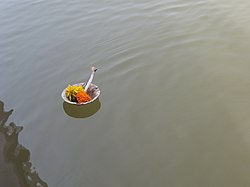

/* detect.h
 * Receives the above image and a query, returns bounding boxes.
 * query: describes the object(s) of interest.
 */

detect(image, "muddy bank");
[0,101,48,187]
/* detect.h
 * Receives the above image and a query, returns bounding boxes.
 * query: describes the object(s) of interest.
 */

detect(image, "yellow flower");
[65,84,84,101]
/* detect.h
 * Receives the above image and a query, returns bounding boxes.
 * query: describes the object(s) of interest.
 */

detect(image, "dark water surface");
[1,0,250,186]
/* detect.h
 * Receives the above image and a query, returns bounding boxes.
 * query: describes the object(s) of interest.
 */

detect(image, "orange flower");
[76,91,92,103]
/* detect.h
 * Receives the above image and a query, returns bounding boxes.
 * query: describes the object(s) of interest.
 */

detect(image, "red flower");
[76,91,92,103]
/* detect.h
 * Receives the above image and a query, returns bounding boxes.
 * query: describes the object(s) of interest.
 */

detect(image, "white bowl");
[61,83,100,105]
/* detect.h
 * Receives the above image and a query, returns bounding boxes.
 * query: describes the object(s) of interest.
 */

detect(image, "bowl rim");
[61,82,100,105]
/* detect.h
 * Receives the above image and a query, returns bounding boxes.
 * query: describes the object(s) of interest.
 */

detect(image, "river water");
[1,0,250,186]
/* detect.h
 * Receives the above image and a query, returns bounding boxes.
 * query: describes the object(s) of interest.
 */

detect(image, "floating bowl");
[61,83,100,105]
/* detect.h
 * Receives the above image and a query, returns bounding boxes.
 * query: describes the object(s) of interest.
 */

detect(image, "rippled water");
[1,0,250,186]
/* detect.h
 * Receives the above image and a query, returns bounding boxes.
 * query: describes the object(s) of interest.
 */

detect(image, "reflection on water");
[2,0,250,186]
[63,99,101,118]
[0,101,48,187]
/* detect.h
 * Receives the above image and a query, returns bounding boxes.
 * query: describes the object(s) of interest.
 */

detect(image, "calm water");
[1,0,250,186]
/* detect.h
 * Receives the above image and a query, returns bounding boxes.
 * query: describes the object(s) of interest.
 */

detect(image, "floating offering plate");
[61,83,100,105]
[61,67,100,105]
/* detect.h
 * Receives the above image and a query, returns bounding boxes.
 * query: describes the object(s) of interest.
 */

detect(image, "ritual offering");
[61,67,100,105]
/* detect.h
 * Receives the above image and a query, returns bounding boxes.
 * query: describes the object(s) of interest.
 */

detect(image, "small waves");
[1,1,250,187]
